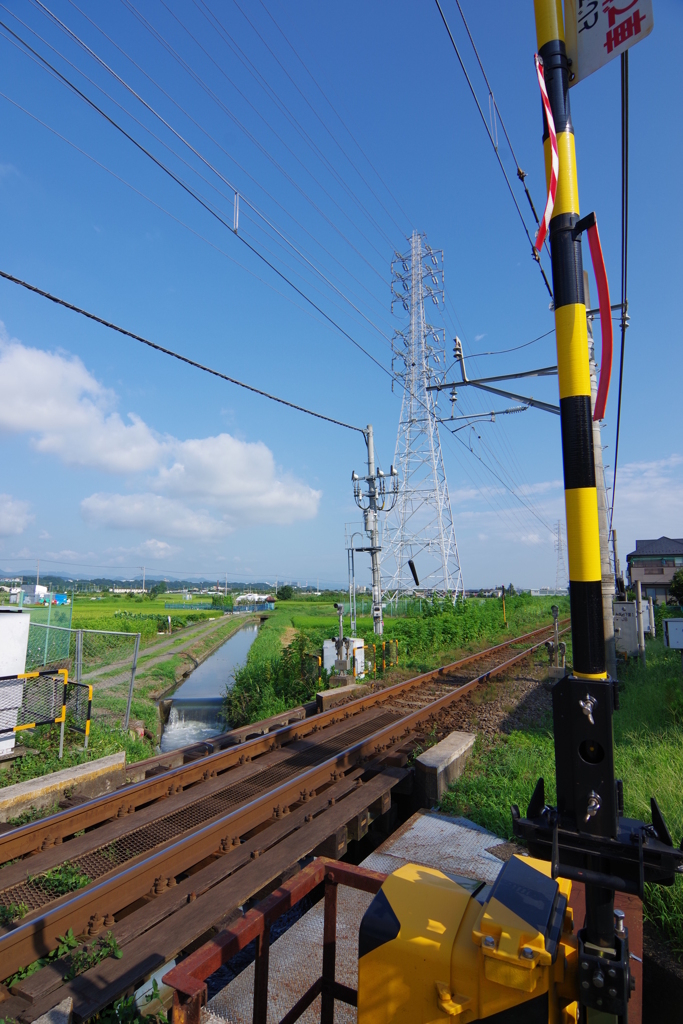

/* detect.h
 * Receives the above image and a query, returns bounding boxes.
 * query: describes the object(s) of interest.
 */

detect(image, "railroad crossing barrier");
[0,668,67,739]
[0,669,93,758]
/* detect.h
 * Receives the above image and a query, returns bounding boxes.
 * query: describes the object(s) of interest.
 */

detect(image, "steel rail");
[0,619,564,864]
[0,628,558,977]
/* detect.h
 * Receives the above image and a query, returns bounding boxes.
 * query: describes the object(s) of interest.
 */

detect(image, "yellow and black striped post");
[534,0,606,681]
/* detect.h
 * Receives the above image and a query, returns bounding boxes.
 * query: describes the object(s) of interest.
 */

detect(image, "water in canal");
[160,623,258,752]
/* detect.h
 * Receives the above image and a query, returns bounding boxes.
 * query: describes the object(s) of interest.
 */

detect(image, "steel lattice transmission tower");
[381,231,464,601]
[554,519,568,594]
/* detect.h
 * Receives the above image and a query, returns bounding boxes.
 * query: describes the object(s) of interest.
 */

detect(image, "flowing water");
[160,623,258,752]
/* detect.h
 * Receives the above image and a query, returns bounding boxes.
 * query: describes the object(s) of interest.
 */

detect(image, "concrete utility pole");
[636,580,646,663]
[586,274,617,680]
[352,424,398,636]
[141,566,146,594]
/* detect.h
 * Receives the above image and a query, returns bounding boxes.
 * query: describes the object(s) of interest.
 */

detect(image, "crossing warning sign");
[565,0,654,86]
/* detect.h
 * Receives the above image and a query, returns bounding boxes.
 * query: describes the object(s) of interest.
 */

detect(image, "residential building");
[626,537,683,603]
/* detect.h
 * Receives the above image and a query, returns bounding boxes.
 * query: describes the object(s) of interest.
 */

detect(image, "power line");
[59,0,393,322]
[258,0,412,234]
[210,0,400,250]
[452,0,545,234]
[115,0,390,284]
[467,328,555,357]
[0,269,366,435]
[0,555,346,584]
[0,89,378,346]
[192,0,398,254]
[432,0,553,299]
[0,17,393,380]
[610,51,629,533]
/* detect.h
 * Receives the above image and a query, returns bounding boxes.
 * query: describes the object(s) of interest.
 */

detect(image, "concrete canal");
[160,623,258,752]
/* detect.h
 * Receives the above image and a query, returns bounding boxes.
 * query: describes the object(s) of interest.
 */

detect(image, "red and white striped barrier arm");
[534,54,558,253]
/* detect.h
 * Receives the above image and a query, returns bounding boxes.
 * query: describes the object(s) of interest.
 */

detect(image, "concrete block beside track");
[415,730,476,806]
[0,751,126,822]
[316,683,369,712]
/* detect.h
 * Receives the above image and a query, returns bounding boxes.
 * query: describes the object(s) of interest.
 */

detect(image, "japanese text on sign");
[565,0,653,86]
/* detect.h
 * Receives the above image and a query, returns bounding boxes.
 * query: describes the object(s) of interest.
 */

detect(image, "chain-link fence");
[25,623,140,731]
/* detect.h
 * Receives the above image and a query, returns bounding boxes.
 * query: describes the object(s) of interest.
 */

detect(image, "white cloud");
[136,539,177,559]
[475,333,486,342]
[0,331,321,539]
[155,435,320,524]
[0,332,162,472]
[612,455,683,551]
[81,494,232,539]
[0,494,32,536]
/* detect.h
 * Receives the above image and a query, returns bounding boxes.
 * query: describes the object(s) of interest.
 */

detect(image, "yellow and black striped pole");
[534,0,606,682]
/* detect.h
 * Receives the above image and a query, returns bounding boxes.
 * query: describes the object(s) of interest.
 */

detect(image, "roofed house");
[626,537,683,603]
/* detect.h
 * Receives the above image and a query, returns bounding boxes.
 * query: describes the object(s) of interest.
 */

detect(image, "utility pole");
[586,273,617,679]
[141,566,146,594]
[636,580,646,663]
[612,528,625,597]
[352,424,398,636]
[36,560,40,587]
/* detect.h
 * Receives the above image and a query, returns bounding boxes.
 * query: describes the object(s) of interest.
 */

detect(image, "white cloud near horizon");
[0,494,33,536]
[612,455,683,551]
[0,331,321,540]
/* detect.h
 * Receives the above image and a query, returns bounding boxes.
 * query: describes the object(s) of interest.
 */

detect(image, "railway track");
[0,620,566,1023]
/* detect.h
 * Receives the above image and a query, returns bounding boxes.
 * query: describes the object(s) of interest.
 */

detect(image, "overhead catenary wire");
[0,269,366,436]
[0,17,394,381]
[432,0,553,299]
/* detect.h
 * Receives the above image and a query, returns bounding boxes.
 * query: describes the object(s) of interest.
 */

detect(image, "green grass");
[70,593,220,642]
[0,720,152,791]
[440,633,683,955]
[32,861,91,897]
[221,594,567,728]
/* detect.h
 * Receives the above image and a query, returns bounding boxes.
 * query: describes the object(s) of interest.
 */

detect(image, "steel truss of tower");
[381,230,464,601]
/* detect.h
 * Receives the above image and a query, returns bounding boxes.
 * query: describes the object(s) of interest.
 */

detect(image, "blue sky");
[0,0,680,589]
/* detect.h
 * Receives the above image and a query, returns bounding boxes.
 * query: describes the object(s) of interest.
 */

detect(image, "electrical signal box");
[664,618,683,650]
[613,601,650,656]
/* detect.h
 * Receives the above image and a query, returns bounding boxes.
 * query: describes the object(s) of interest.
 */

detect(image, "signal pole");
[534,0,605,680]
[532,0,615,1009]
[352,425,398,636]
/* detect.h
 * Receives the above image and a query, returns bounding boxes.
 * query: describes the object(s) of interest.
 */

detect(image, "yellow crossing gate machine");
[358,855,579,1024]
